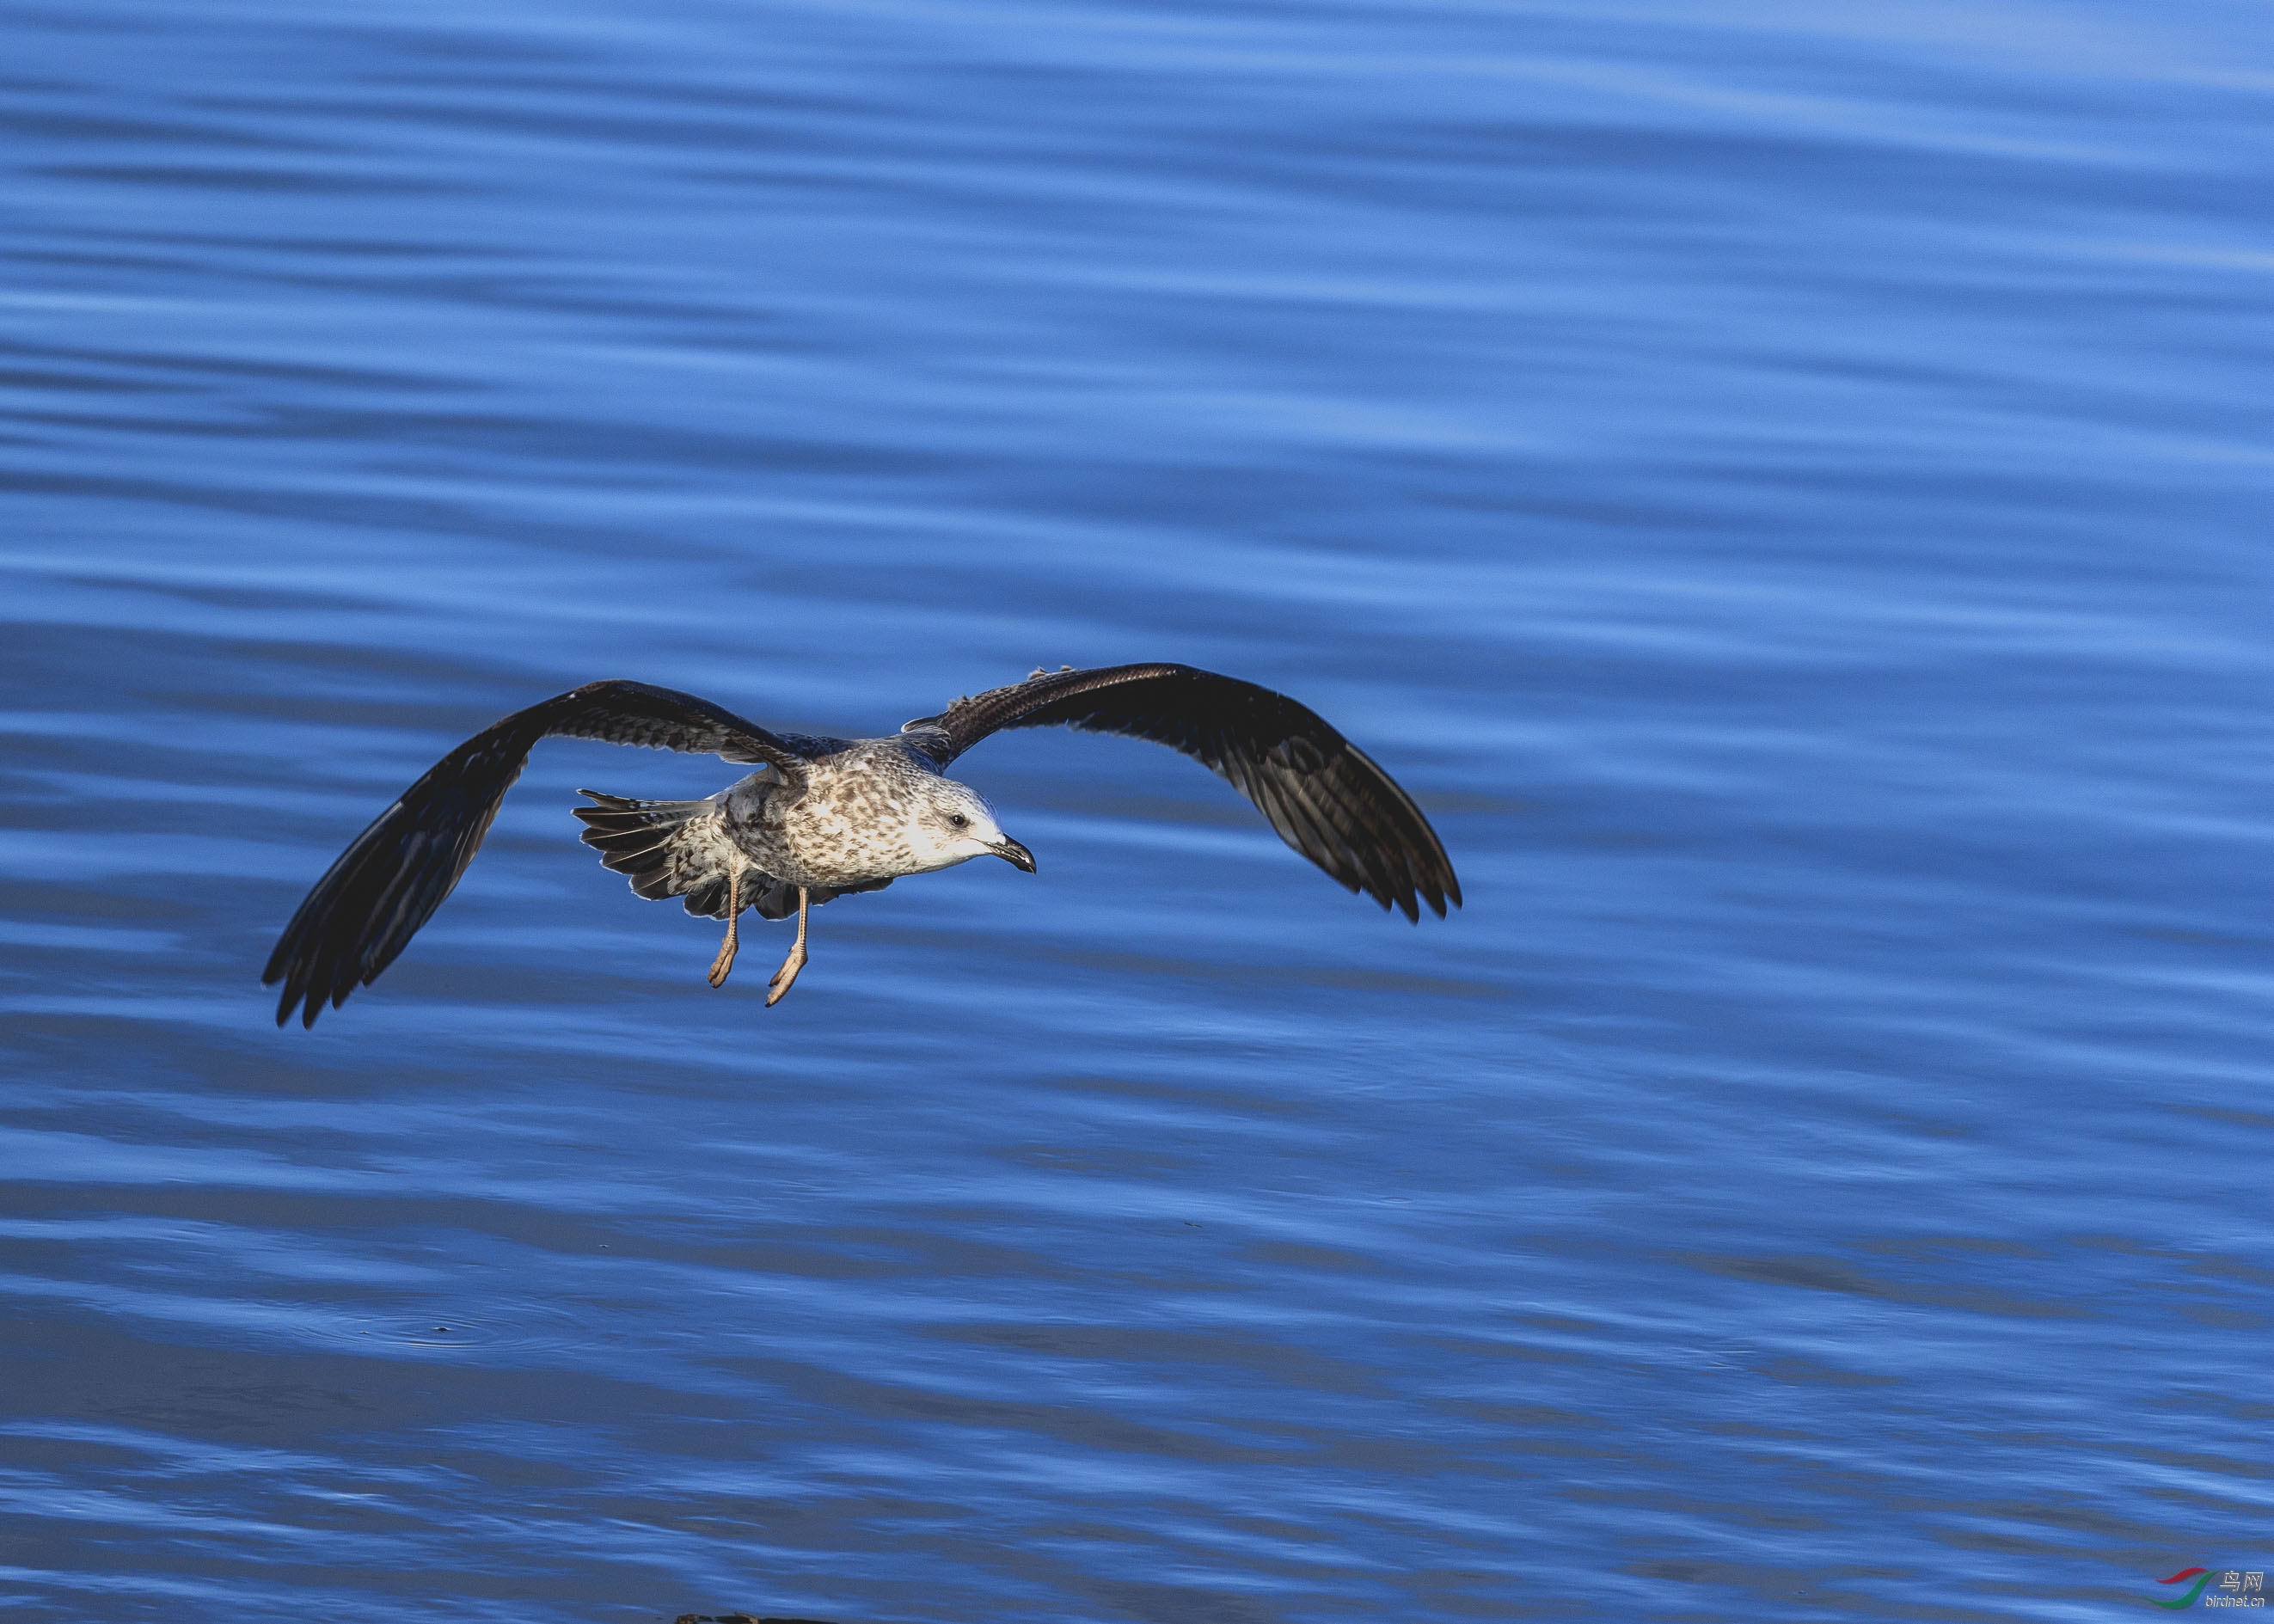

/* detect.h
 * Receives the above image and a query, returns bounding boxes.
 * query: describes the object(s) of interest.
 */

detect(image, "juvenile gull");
[264,662,1461,1026]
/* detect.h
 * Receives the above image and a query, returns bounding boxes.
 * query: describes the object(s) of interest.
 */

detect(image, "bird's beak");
[992,837,1037,873]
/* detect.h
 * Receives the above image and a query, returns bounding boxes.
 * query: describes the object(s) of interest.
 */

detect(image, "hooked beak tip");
[993,837,1037,873]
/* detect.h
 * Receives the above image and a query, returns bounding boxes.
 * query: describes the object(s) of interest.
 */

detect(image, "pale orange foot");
[763,886,812,1008]
[708,926,739,989]
[707,869,743,989]
[763,941,807,1007]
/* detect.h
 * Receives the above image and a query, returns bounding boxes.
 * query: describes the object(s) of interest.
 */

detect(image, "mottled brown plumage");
[264,664,1460,1026]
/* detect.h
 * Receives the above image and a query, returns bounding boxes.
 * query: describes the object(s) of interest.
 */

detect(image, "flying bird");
[264,663,1461,1026]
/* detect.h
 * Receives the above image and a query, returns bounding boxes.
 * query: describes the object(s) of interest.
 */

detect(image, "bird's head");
[908,776,1035,874]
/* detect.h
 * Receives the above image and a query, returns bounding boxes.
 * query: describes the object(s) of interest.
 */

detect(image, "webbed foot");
[763,885,812,1007]
[708,930,739,988]
[707,869,742,988]
[764,941,807,1006]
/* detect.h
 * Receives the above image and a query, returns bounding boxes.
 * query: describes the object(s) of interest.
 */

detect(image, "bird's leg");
[707,868,743,988]
[765,886,811,1007]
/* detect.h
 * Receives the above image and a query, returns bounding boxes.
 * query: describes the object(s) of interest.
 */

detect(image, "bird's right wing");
[901,663,1460,922]
[264,680,807,1028]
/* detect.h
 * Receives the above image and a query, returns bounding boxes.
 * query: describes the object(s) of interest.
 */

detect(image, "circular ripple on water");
[326,1300,601,1356]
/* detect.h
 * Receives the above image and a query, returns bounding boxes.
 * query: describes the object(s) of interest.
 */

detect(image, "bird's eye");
[949,813,969,829]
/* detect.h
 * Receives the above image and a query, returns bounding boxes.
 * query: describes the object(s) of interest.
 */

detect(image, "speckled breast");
[725,744,931,887]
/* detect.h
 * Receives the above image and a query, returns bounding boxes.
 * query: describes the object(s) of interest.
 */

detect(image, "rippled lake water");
[4,1,2271,1618]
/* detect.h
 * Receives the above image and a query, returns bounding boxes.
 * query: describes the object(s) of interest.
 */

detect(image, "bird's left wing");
[264,680,807,1028]
[902,663,1460,922]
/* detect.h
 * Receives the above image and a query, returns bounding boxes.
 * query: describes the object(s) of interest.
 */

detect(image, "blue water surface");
[3,0,2271,1619]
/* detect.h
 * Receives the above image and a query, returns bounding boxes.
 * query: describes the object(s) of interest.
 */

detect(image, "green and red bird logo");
[2155,1570,2216,1609]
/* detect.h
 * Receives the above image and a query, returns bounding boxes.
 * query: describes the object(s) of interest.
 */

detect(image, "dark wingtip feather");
[263,683,811,1030]
[937,663,1462,928]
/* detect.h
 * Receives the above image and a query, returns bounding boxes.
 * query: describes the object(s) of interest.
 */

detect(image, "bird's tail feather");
[573,791,752,913]
[573,791,891,920]
[572,791,714,850]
